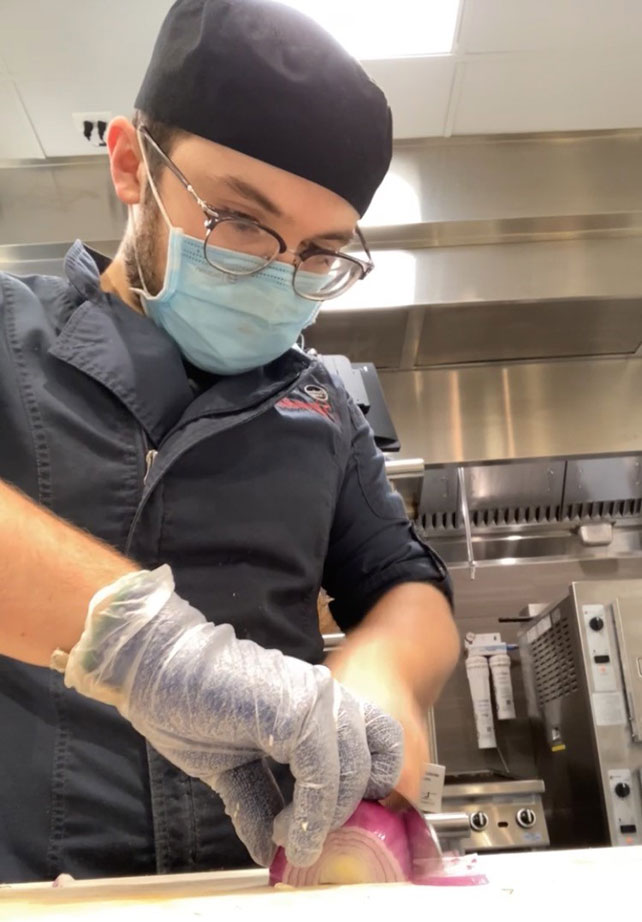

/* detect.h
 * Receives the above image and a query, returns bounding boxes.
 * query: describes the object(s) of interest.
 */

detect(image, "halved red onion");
[270,800,488,889]
[270,801,411,887]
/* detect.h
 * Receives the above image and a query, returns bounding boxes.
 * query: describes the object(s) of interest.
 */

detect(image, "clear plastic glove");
[54,566,403,868]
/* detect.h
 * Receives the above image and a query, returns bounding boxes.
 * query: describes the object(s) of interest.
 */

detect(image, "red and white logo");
[277,384,333,420]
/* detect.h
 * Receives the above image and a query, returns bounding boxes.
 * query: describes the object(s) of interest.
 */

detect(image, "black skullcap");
[135,0,392,216]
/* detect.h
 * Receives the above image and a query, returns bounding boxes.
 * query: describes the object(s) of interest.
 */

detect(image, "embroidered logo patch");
[303,384,329,403]
[278,384,334,420]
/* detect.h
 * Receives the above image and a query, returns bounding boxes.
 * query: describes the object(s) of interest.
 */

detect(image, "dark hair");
[132,109,188,181]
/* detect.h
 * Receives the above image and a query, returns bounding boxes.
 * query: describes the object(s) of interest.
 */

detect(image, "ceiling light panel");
[280,0,461,59]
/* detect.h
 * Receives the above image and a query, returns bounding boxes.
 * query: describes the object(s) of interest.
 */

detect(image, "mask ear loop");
[130,128,173,305]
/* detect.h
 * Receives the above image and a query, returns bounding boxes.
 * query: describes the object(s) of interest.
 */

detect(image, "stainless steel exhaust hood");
[305,130,642,371]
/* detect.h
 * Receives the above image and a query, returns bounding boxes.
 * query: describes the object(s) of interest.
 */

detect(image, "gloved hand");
[53,565,403,868]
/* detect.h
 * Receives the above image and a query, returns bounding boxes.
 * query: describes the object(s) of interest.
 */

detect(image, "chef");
[0,0,458,883]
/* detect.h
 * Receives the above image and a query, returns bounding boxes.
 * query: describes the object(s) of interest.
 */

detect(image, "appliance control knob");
[470,811,489,832]
[615,782,631,798]
[516,808,537,829]
[589,616,604,631]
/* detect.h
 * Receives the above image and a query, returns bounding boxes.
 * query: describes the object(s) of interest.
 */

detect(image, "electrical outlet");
[72,111,112,148]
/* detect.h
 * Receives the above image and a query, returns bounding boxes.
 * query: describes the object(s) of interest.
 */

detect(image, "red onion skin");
[269,846,289,887]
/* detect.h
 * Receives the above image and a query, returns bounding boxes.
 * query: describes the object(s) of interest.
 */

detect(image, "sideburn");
[123,182,167,299]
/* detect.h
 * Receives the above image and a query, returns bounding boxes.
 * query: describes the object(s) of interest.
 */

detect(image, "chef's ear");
[106,117,145,206]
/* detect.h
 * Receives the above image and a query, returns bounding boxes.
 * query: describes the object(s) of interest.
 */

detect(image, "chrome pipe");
[457,466,476,580]
[384,458,425,478]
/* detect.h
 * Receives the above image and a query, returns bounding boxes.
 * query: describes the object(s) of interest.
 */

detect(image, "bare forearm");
[328,583,460,708]
[0,479,135,666]
[326,583,459,799]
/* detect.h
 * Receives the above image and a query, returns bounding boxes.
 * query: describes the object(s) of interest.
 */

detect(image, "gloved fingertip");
[275,802,327,869]
[272,803,293,848]
[364,774,397,801]
[216,760,284,869]
[249,837,278,869]
[284,842,323,869]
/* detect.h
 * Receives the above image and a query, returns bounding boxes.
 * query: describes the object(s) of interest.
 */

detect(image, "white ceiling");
[1,0,642,161]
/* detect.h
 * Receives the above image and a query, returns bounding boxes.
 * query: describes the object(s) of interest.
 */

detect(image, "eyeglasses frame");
[138,126,375,299]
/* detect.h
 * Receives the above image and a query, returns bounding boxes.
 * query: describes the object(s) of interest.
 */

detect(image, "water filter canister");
[489,652,516,720]
[465,654,497,749]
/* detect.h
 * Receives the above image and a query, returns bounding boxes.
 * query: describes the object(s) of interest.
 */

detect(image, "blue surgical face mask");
[131,164,326,375]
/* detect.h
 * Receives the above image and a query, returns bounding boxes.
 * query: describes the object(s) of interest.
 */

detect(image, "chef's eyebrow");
[220,176,284,218]
[315,229,355,246]
[219,176,356,246]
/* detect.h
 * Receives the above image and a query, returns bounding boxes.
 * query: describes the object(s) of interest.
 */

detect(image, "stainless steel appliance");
[442,771,548,852]
[519,581,642,848]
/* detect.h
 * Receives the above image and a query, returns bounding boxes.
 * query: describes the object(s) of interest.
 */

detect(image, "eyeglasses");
[139,127,374,301]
